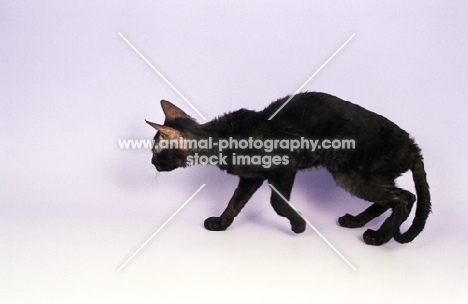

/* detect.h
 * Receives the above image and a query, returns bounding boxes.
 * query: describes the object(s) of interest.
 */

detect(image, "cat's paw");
[291,218,306,234]
[204,217,233,231]
[363,229,391,246]
[338,213,365,228]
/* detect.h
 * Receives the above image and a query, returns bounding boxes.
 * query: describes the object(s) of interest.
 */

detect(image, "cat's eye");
[152,141,161,154]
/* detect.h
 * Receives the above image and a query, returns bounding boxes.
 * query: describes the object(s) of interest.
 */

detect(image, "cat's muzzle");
[152,158,174,172]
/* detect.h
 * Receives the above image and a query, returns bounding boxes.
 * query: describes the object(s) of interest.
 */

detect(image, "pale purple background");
[2,1,468,302]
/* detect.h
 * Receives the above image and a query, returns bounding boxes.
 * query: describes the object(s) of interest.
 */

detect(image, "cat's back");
[263,92,367,121]
[262,92,404,138]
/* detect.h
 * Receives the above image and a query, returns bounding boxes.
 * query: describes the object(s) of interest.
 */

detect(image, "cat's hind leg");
[333,172,416,245]
[338,203,389,228]
[361,189,415,246]
[204,177,263,231]
[267,171,306,234]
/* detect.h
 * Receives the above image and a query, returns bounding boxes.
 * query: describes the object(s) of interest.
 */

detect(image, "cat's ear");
[145,120,182,140]
[161,100,190,122]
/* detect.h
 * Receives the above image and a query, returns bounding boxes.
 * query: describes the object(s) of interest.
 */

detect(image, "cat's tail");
[394,156,431,243]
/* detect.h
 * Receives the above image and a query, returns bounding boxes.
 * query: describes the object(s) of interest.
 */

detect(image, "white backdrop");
[2,1,468,302]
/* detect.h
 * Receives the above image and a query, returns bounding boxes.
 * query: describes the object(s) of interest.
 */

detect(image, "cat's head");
[145,100,197,172]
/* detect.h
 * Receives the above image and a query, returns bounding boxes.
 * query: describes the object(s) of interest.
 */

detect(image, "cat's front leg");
[204,177,264,231]
[268,171,306,234]
[204,217,233,231]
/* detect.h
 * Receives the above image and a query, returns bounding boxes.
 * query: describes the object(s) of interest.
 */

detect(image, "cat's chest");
[223,164,265,178]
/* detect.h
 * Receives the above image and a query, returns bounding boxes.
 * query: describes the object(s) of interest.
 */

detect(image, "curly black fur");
[147,92,431,245]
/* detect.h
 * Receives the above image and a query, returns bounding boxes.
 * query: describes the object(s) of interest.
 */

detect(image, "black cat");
[145,92,431,245]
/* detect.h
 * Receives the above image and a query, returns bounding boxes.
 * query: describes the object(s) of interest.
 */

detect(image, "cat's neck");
[190,121,227,157]
[190,113,253,156]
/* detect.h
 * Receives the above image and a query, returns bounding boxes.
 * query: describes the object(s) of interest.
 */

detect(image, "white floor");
[2,165,467,303]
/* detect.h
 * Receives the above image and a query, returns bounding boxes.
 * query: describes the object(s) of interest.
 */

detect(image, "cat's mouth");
[155,165,171,172]
[152,156,187,172]
[154,164,178,172]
